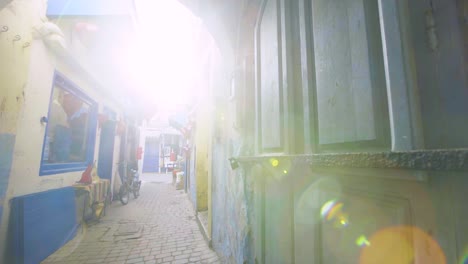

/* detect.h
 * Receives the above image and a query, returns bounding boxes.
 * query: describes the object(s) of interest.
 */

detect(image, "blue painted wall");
[211,141,253,263]
[8,187,78,264]
[0,133,15,226]
[98,121,116,181]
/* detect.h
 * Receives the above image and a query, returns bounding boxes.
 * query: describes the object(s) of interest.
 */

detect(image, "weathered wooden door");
[407,0,468,149]
[98,121,116,181]
[253,0,467,263]
[142,137,159,173]
[254,0,295,262]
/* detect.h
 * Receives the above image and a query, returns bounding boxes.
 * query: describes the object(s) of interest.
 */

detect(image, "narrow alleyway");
[42,174,221,264]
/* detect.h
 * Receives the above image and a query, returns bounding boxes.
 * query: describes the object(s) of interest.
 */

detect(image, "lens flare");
[295,178,342,226]
[460,245,468,264]
[320,200,337,219]
[327,202,344,221]
[320,200,350,229]
[360,226,446,264]
[340,217,349,226]
[264,158,291,181]
[356,235,371,247]
[321,200,344,221]
[270,158,279,167]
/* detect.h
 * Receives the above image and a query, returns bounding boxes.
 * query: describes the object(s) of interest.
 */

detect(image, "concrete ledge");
[196,211,212,248]
[236,149,468,171]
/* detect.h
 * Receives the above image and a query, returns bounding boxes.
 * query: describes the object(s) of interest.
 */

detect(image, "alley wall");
[0,0,125,261]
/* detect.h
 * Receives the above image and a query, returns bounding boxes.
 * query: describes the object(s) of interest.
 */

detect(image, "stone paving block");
[158,252,172,259]
[84,258,106,264]
[190,252,202,257]
[172,259,189,264]
[104,256,119,263]
[163,256,174,262]
[189,256,200,262]
[128,253,141,260]
[127,257,145,264]
[174,254,190,260]
[41,174,221,264]
[161,248,176,254]
[110,261,126,264]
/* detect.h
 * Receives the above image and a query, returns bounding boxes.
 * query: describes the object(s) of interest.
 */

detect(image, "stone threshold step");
[196,210,211,248]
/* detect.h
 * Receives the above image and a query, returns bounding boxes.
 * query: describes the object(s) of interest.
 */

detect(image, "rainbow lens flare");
[460,245,468,264]
[356,235,371,247]
[320,200,349,228]
[320,200,337,219]
[320,200,344,221]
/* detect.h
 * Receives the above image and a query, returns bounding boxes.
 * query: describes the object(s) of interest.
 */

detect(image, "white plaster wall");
[6,43,123,197]
[0,1,48,260]
[0,13,125,262]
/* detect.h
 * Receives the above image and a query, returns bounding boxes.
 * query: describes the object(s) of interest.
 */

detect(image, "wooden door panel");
[320,190,412,264]
[305,0,388,149]
[408,0,468,148]
[293,169,438,264]
[259,0,282,150]
[312,0,375,144]
[264,176,293,263]
[256,0,291,153]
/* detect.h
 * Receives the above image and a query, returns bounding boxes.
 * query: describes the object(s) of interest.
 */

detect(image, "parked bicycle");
[118,162,141,205]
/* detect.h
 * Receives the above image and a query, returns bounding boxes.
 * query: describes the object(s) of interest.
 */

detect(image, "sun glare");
[121,0,210,110]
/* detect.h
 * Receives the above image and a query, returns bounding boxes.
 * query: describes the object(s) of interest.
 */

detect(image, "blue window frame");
[39,71,98,176]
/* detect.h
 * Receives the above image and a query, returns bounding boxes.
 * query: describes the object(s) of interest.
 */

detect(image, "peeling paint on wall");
[0,97,6,113]
[211,143,254,264]
[0,133,16,225]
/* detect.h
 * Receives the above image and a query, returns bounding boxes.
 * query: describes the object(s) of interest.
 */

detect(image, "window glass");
[43,85,91,163]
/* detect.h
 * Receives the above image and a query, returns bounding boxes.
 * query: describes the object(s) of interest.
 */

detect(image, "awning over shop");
[46,0,135,16]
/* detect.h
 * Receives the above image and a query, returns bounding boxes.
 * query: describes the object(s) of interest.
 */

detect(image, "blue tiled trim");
[39,71,98,176]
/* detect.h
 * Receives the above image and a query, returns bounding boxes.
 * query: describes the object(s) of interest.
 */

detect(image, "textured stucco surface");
[0,134,15,224]
[211,139,254,264]
[0,2,126,262]
[237,149,468,171]
[42,173,221,264]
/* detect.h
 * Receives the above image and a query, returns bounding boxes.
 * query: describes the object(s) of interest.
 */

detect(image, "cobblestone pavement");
[42,173,221,264]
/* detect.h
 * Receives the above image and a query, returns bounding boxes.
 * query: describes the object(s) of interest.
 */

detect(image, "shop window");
[40,72,97,175]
